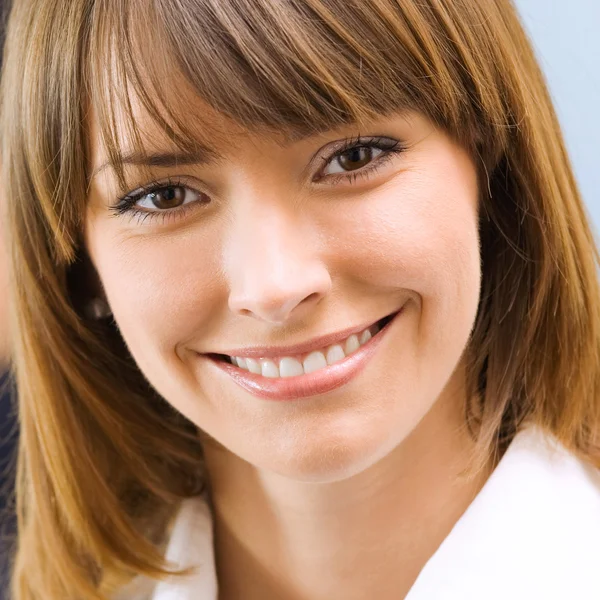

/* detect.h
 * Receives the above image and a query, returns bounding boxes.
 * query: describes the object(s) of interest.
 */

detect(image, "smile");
[206,309,402,400]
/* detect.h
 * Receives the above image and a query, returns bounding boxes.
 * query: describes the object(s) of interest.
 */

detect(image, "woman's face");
[86,106,481,482]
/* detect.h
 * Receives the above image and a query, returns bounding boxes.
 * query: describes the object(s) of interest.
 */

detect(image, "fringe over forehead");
[87,0,509,188]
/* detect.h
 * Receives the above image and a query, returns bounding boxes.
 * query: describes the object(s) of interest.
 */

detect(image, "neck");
[203,388,493,600]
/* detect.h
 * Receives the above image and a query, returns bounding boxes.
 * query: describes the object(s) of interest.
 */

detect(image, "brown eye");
[322,144,385,177]
[337,147,374,171]
[135,185,202,211]
[149,186,186,209]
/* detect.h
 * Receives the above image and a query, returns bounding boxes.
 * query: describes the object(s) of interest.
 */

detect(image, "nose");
[226,200,332,325]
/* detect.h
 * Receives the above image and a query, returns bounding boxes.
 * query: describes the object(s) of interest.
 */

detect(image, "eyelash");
[111,136,406,225]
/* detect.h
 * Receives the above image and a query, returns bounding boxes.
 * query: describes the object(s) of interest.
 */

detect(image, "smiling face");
[85,105,482,482]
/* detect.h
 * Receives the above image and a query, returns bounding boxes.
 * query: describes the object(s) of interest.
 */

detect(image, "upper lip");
[209,310,400,359]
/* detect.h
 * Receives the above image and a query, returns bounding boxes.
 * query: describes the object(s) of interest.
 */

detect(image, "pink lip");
[205,308,402,401]
[213,312,398,360]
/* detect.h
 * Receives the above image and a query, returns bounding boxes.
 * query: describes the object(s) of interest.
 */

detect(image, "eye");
[135,185,202,211]
[323,146,385,176]
[111,179,210,222]
[315,136,406,184]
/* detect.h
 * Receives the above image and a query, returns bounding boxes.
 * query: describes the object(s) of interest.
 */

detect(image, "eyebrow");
[90,119,384,180]
[91,146,222,179]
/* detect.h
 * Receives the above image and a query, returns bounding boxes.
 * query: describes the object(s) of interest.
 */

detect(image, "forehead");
[86,67,389,187]
[87,87,234,171]
[86,91,331,186]
[84,0,420,184]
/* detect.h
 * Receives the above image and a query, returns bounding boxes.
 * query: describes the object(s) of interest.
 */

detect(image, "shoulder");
[408,426,600,599]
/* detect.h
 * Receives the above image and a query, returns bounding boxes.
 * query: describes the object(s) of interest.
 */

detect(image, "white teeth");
[344,334,360,355]
[303,351,328,374]
[230,322,381,377]
[326,344,346,365]
[261,360,280,378]
[279,357,305,378]
[245,358,262,374]
[359,329,372,344]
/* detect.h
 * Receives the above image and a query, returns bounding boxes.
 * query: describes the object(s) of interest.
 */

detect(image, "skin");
[86,104,491,599]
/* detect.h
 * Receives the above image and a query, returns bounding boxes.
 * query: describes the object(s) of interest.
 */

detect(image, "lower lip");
[205,309,402,401]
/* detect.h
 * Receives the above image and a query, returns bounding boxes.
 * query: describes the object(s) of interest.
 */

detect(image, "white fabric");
[150,498,218,600]
[147,426,600,599]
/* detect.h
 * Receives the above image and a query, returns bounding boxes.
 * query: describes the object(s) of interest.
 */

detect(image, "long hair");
[1,0,599,597]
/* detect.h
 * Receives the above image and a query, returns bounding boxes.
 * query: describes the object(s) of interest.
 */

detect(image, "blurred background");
[515,0,600,231]
[0,0,598,598]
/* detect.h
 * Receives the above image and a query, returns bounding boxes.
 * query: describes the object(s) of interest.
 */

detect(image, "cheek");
[325,151,481,360]
[334,158,480,300]
[85,223,226,378]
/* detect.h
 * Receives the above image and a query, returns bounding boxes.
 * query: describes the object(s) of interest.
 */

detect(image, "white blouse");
[120,426,600,599]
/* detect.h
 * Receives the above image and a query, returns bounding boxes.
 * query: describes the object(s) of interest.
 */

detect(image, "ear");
[84,297,112,320]
[67,244,111,320]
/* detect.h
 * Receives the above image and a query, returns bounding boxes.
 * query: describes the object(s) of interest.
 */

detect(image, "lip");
[212,311,399,360]
[205,308,403,401]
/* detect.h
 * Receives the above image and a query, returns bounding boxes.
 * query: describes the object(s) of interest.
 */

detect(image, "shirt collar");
[407,426,600,599]
[151,426,600,599]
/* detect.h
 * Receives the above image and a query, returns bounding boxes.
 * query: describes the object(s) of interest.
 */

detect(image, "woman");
[1,0,599,598]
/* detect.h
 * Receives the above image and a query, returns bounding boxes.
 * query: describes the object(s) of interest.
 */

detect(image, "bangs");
[86,0,494,187]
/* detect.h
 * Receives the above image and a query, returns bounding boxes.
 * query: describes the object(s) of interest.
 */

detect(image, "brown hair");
[1,0,599,597]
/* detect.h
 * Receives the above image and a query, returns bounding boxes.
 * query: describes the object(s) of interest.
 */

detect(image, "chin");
[244,418,402,483]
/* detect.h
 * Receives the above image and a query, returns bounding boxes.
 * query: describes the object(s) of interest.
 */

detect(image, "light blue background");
[515,0,599,238]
